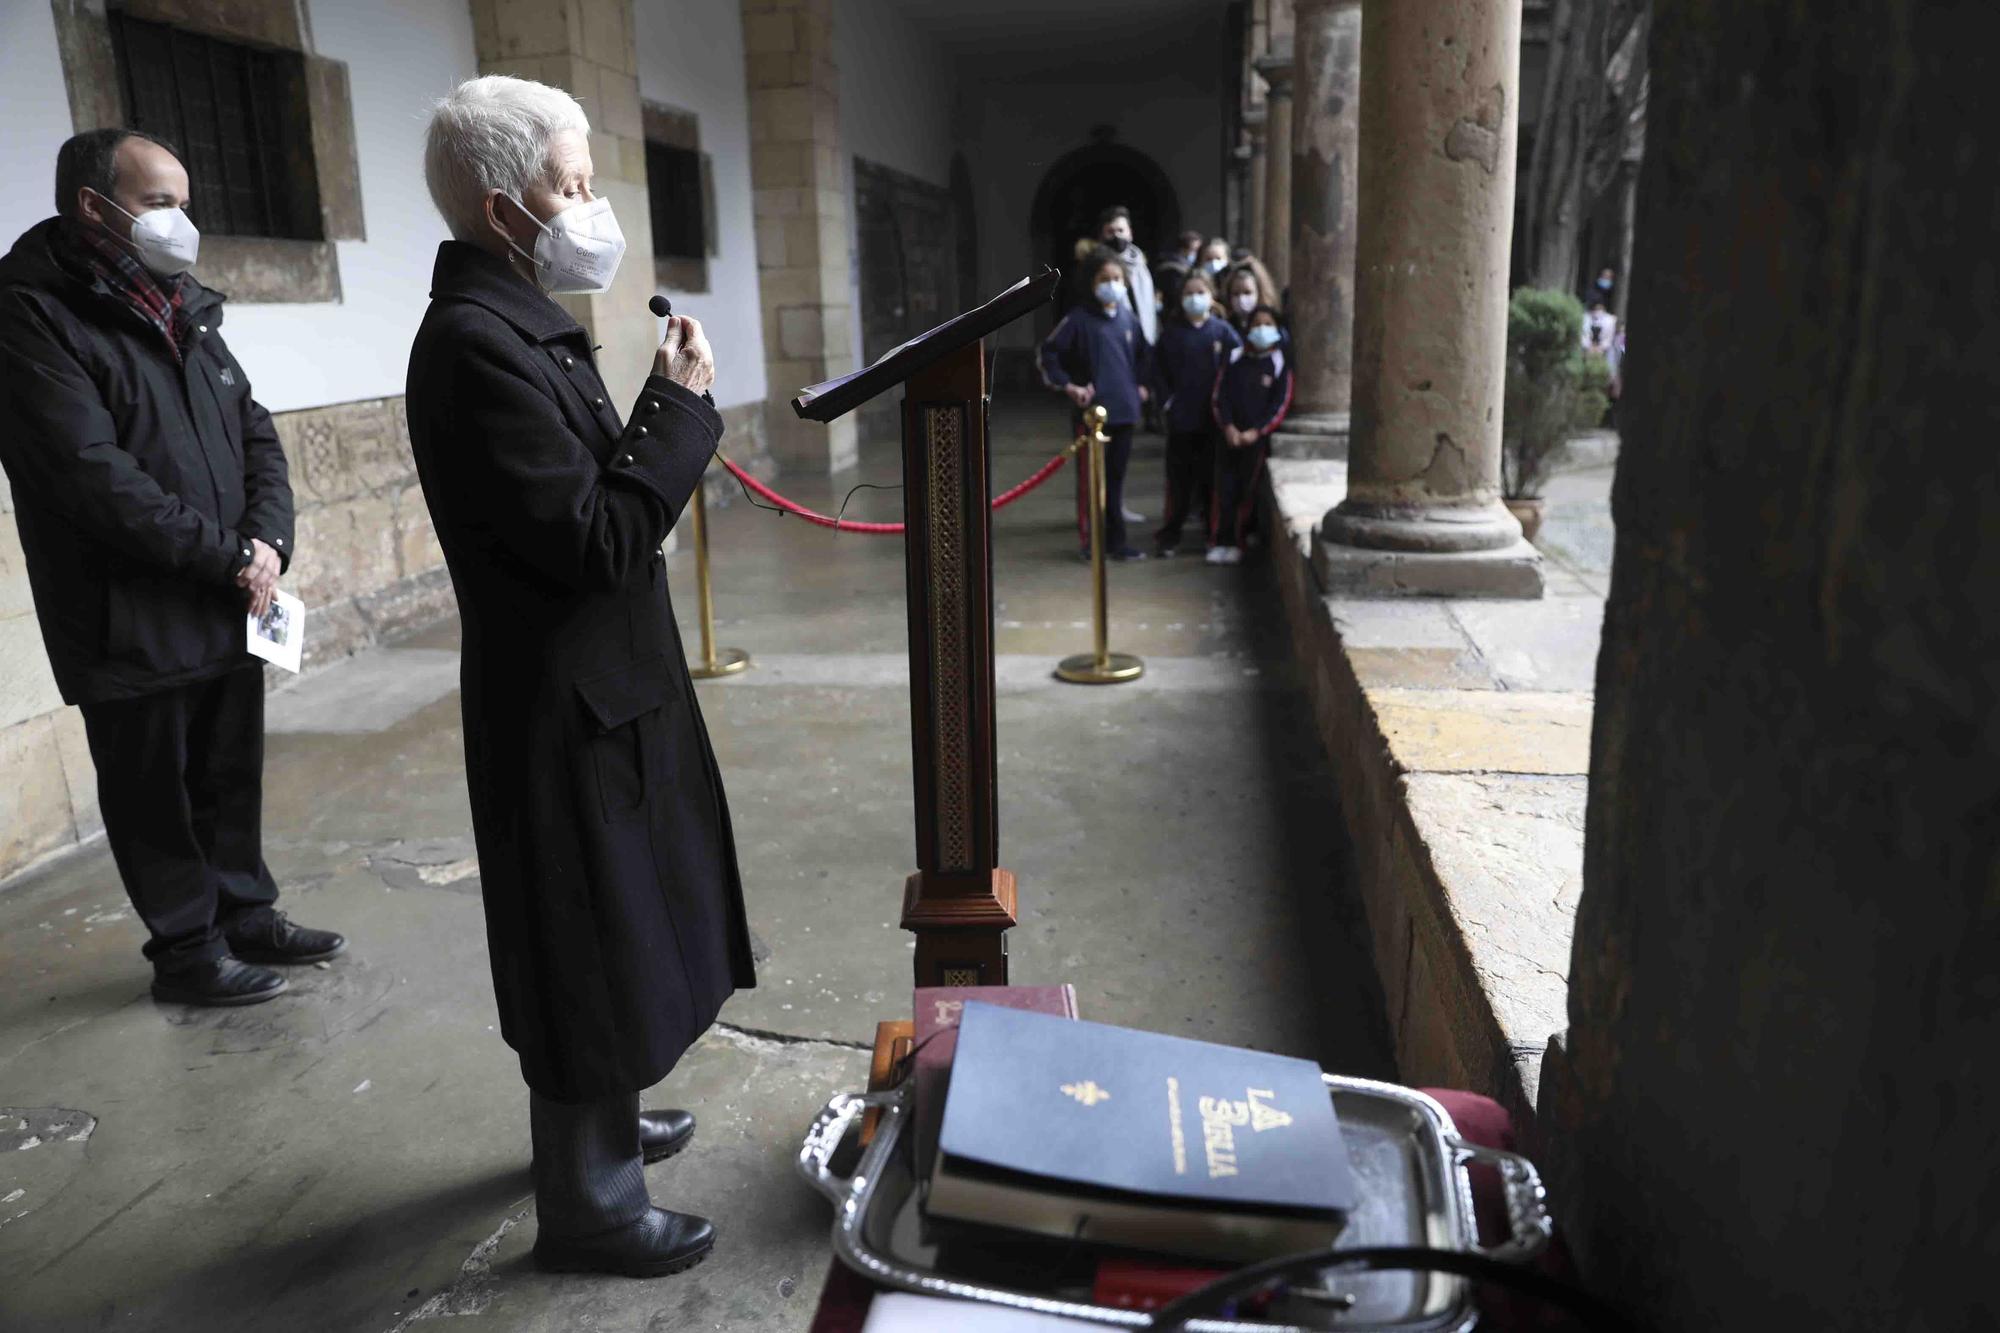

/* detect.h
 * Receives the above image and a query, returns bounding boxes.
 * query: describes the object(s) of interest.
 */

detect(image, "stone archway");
[1028,138,1182,330]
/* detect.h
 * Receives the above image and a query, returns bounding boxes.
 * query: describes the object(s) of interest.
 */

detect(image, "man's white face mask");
[98,194,200,277]
[506,193,626,294]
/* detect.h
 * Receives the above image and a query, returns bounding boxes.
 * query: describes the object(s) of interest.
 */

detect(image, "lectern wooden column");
[791,272,1060,986]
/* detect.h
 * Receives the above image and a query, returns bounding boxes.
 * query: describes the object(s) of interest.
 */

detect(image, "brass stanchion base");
[690,648,752,679]
[1055,652,1145,685]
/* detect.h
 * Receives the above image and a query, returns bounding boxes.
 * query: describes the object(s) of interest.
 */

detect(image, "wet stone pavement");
[0,394,1394,1333]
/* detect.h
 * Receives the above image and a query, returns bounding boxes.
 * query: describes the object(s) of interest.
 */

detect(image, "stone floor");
[0,395,1395,1333]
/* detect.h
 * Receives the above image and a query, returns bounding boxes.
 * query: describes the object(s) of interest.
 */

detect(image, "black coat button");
[593,397,604,408]
[635,425,649,438]
[643,400,659,415]
[620,454,635,467]
[562,355,575,369]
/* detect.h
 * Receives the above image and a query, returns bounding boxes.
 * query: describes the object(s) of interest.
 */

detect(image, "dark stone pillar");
[1283,0,1361,447]
[1316,0,1541,597]
[1543,4,2000,1327]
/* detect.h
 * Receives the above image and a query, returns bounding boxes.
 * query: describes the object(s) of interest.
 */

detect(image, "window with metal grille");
[109,13,323,241]
[646,141,705,261]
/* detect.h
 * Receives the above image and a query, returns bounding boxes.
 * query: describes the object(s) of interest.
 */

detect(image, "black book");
[789,270,1060,423]
[928,1003,1354,1264]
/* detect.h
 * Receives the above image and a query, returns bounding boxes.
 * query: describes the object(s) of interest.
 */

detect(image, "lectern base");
[689,648,752,679]
[1055,652,1145,685]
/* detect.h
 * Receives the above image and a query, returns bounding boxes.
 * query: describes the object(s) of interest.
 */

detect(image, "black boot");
[151,956,287,1007]
[225,909,347,964]
[639,1109,695,1163]
[532,1206,716,1278]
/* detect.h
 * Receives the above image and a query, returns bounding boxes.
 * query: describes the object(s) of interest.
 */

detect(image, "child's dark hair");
[1097,204,1131,228]
[1086,246,1125,280]
[1249,304,1282,325]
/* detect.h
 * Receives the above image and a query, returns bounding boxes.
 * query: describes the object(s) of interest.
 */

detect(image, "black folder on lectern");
[790,269,1061,423]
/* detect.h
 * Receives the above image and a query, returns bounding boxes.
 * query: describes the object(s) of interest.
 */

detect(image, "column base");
[1314,535,1545,598]
[1271,411,1350,459]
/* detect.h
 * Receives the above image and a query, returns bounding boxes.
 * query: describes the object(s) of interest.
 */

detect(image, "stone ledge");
[1265,458,1600,1135]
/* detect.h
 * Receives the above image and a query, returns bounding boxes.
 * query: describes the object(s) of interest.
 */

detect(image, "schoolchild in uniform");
[1208,305,1293,565]
[1040,249,1154,561]
[1149,270,1240,556]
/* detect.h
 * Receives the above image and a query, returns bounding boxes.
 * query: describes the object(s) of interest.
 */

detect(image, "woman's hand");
[654,315,715,395]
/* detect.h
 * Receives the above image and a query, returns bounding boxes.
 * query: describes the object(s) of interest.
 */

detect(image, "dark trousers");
[1074,422,1135,553]
[530,1090,650,1238]
[77,664,278,971]
[1156,428,1217,549]
[1211,439,1270,548]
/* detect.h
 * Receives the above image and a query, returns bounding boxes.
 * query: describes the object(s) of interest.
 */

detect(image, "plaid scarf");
[51,219,193,364]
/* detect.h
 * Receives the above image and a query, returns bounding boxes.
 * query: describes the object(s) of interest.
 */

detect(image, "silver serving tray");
[799,1073,1551,1331]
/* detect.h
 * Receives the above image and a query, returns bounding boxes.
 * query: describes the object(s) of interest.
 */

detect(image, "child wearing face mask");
[1207,306,1293,565]
[1222,265,1282,343]
[1148,272,1241,556]
[1039,250,1154,561]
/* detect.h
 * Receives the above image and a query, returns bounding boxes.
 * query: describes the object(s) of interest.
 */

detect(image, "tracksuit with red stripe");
[1210,344,1293,548]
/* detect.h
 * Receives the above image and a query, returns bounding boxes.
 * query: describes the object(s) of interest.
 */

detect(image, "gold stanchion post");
[1056,405,1144,685]
[687,467,750,679]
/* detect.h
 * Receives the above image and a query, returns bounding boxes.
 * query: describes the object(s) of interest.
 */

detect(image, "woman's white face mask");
[98,194,200,277]
[505,193,626,294]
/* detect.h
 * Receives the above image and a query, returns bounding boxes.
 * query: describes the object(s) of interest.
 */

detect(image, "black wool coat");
[0,218,293,704]
[406,242,755,1101]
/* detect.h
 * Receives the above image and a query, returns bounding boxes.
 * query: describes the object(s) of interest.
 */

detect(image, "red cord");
[715,446,1072,536]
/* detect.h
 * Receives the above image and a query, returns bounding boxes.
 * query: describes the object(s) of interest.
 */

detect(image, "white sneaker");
[1204,546,1229,565]
[1218,546,1244,565]
[1121,506,1145,524]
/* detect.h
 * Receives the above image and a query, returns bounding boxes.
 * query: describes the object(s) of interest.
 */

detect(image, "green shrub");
[1502,287,1608,499]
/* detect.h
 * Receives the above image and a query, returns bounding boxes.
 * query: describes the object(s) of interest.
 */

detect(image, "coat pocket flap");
[574,655,677,732]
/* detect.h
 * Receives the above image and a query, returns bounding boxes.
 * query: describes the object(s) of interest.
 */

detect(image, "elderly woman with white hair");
[405,75,755,1279]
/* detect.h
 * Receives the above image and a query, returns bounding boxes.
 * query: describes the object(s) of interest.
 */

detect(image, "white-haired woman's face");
[501,128,595,236]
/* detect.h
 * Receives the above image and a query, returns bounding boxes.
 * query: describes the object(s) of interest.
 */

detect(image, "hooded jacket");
[0,218,293,704]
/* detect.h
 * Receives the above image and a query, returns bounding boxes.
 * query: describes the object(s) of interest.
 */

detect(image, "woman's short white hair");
[424,75,590,243]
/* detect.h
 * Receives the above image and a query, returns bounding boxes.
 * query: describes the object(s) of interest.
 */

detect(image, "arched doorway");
[1028,138,1181,335]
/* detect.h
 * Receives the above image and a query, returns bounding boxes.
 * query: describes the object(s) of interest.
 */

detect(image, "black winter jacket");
[0,218,293,704]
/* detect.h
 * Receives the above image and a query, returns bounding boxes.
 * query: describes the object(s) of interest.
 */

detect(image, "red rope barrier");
[715,442,1075,536]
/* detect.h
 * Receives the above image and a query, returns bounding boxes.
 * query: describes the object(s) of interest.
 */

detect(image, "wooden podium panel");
[898,342,1016,986]
[791,271,1057,988]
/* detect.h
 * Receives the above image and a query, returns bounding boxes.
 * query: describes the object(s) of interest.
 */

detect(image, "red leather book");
[911,984,1078,1180]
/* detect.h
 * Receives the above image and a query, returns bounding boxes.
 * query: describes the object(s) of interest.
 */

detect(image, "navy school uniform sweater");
[1151,315,1242,433]
[1038,301,1153,429]
[1212,344,1295,439]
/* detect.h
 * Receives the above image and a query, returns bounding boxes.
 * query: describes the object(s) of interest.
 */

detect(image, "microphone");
[648,295,672,319]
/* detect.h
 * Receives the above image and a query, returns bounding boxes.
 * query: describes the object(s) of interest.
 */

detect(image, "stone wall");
[1541,3,2000,1326]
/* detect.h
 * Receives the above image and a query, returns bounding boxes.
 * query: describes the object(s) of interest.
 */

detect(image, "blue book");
[928,1003,1354,1263]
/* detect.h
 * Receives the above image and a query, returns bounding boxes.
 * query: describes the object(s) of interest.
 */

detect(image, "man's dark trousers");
[77,664,278,971]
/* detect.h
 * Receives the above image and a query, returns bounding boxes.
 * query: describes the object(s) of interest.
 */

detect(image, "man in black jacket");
[0,129,345,1007]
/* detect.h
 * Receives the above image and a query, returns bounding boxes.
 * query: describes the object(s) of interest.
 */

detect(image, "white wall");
[835,0,955,188]
[0,4,72,254]
[223,0,477,412]
[634,0,768,410]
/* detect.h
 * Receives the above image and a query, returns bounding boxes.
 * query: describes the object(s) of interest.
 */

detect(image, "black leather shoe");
[533,1207,716,1278]
[640,1109,696,1163]
[151,957,288,1007]
[225,911,347,965]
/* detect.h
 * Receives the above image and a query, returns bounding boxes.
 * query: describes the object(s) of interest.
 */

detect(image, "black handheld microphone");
[648,295,672,319]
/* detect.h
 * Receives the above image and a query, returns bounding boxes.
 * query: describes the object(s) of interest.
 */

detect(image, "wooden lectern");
[793,272,1060,987]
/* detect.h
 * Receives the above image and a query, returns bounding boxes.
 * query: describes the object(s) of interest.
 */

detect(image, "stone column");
[1316,0,1542,598]
[1253,47,1294,289]
[743,0,858,473]
[468,0,655,413]
[1242,107,1268,259]
[1280,0,1361,450]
